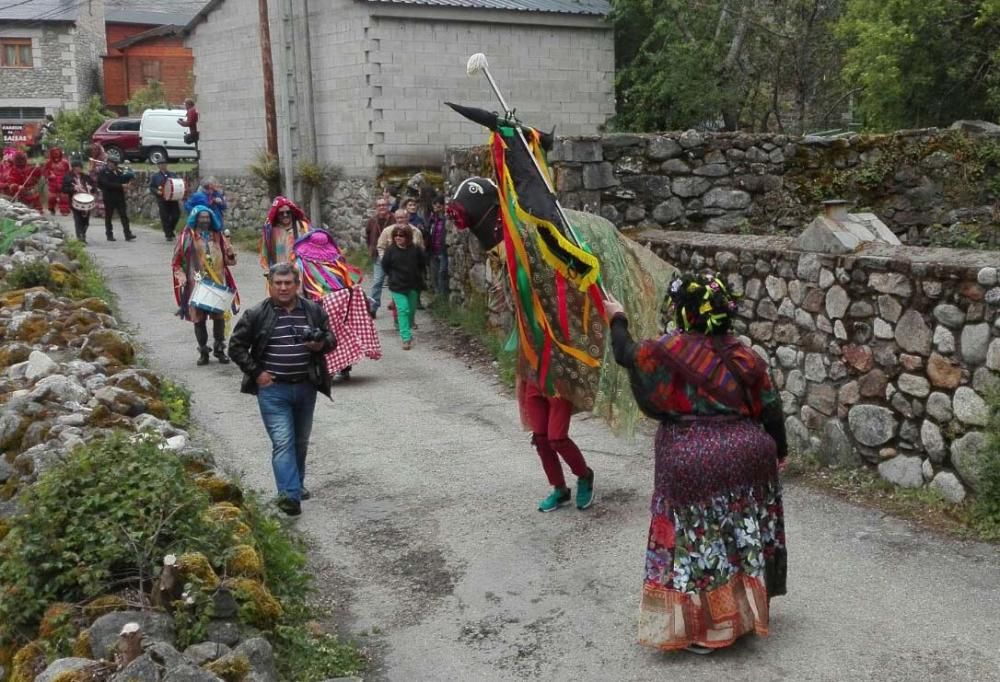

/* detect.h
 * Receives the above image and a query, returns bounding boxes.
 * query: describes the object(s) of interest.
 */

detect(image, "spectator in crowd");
[426,195,449,296]
[96,158,135,242]
[185,177,227,228]
[228,263,336,517]
[383,184,398,212]
[61,158,94,243]
[178,98,200,146]
[381,225,427,351]
[365,196,392,317]
[149,160,182,241]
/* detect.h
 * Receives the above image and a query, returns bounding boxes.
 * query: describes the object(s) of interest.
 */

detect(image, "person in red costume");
[4,152,42,211]
[43,147,70,215]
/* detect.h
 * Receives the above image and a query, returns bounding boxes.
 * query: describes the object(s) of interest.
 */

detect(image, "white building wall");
[367,10,614,168]
[186,0,278,177]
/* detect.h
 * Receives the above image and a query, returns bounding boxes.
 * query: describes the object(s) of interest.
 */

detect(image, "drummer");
[149,160,182,241]
[61,158,95,243]
[172,205,240,366]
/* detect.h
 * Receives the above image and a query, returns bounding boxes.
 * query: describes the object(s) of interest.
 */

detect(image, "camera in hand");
[297,326,325,344]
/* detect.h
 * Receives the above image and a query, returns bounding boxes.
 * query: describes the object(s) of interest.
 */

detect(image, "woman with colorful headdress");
[259,196,313,276]
[172,205,240,366]
[604,272,788,655]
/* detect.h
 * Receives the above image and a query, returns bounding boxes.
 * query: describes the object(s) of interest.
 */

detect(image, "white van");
[140,108,197,163]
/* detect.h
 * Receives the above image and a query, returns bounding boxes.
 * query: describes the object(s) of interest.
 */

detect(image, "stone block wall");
[636,231,999,502]
[447,127,1000,248]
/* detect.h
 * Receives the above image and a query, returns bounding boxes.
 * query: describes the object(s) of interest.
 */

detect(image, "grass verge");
[428,292,516,388]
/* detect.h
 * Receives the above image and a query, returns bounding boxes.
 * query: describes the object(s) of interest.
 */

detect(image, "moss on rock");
[38,601,77,640]
[10,640,46,682]
[82,595,127,623]
[71,629,93,659]
[177,552,221,589]
[226,545,263,579]
[195,474,243,504]
[224,578,283,629]
[204,653,251,681]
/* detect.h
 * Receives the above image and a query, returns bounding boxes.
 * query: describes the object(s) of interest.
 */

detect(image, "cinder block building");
[0,0,107,139]
[184,0,614,178]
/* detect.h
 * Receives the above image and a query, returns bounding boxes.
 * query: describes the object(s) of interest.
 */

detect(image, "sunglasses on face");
[278,211,292,217]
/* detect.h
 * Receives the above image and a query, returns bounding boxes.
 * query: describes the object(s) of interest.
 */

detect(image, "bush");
[971,391,1000,538]
[160,378,192,429]
[2,260,51,291]
[0,435,235,645]
[50,96,112,159]
[127,80,168,116]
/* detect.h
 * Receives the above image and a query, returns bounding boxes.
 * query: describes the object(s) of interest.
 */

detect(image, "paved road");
[72,217,1000,682]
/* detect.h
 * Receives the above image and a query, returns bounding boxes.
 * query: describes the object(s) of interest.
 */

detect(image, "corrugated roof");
[106,9,195,25]
[364,0,610,15]
[0,0,79,22]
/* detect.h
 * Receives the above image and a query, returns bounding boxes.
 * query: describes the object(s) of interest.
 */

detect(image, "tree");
[50,96,113,158]
[837,0,1000,130]
[612,0,849,133]
[127,79,168,115]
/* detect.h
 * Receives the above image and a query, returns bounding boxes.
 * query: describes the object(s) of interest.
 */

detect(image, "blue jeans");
[429,252,449,295]
[370,258,385,311]
[257,381,317,502]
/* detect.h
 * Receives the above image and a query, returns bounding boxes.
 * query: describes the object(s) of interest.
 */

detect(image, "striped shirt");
[262,302,311,381]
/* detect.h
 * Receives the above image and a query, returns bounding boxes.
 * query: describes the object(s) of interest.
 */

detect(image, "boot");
[212,319,230,364]
[194,321,210,365]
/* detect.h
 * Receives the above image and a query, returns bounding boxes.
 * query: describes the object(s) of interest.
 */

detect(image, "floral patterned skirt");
[639,418,787,651]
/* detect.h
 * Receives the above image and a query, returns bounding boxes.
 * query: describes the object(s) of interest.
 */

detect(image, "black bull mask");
[447,176,503,251]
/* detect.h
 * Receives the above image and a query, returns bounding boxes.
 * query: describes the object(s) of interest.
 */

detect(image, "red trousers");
[519,380,590,488]
[47,185,70,215]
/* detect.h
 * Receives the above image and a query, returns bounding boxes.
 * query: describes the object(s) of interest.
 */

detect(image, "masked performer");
[62,159,95,243]
[605,273,787,654]
[43,147,70,215]
[173,206,240,365]
[292,229,380,379]
[4,152,42,211]
[259,196,313,276]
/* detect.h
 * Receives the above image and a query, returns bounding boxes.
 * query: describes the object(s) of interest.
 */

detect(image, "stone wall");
[447,127,1000,248]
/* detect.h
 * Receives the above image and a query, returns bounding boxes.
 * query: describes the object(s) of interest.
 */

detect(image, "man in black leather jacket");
[229,263,336,516]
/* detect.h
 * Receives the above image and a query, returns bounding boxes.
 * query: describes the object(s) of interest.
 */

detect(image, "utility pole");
[278,0,296,199]
[258,0,278,160]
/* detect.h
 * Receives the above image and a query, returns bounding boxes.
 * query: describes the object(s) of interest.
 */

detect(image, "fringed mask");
[662,272,739,334]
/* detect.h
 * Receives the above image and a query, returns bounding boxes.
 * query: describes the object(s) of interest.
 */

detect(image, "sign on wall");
[1,122,40,147]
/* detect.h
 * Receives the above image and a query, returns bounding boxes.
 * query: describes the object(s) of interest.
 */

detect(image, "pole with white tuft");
[465,53,603,293]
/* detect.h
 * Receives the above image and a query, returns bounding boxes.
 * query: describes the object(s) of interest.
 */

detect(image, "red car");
[91,118,142,163]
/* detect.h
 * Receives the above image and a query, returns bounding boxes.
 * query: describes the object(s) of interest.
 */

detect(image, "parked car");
[91,118,142,163]
[140,109,197,164]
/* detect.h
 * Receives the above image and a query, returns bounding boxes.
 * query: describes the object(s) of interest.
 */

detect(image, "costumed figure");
[172,205,240,365]
[4,152,42,211]
[62,158,95,243]
[88,143,107,218]
[447,99,677,513]
[292,229,381,379]
[259,196,313,277]
[606,273,787,654]
[1,147,18,189]
[43,147,70,215]
[184,178,227,228]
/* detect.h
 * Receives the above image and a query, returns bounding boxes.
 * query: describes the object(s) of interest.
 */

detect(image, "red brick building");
[103,10,194,115]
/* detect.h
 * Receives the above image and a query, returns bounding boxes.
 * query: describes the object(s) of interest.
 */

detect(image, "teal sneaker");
[538,487,571,512]
[576,471,595,510]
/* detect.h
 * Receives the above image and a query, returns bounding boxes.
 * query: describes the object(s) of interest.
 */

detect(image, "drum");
[190,277,235,315]
[162,177,186,202]
[71,193,95,213]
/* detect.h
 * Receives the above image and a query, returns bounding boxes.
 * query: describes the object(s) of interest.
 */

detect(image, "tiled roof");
[106,9,195,25]
[0,0,79,22]
[364,0,610,14]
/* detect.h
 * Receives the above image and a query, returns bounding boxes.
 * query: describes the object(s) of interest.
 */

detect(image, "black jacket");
[228,296,336,397]
[61,172,94,196]
[97,166,132,204]
[382,244,427,292]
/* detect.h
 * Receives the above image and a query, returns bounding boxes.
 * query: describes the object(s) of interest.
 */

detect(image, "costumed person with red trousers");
[4,152,42,211]
[43,147,70,215]
[172,205,240,365]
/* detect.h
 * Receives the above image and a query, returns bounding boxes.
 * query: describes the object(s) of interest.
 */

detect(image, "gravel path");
[74,217,1000,681]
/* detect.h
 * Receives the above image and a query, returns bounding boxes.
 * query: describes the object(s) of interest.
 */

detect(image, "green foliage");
[296,161,340,190]
[611,0,847,132]
[126,80,168,116]
[342,248,372,273]
[159,379,192,429]
[0,435,235,645]
[0,219,36,255]
[837,0,1000,130]
[172,585,215,649]
[2,260,51,291]
[50,96,113,159]
[63,240,116,304]
[272,626,366,682]
[248,150,281,198]
[971,391,1000,538]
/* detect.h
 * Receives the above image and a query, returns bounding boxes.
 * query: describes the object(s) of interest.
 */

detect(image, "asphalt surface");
[72,216,1000,682]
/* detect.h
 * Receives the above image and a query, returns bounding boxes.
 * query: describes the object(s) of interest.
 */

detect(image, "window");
[140,60,161,83]
[0,38,32,68]
[0,106,45,120]
[108,120,140,131]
